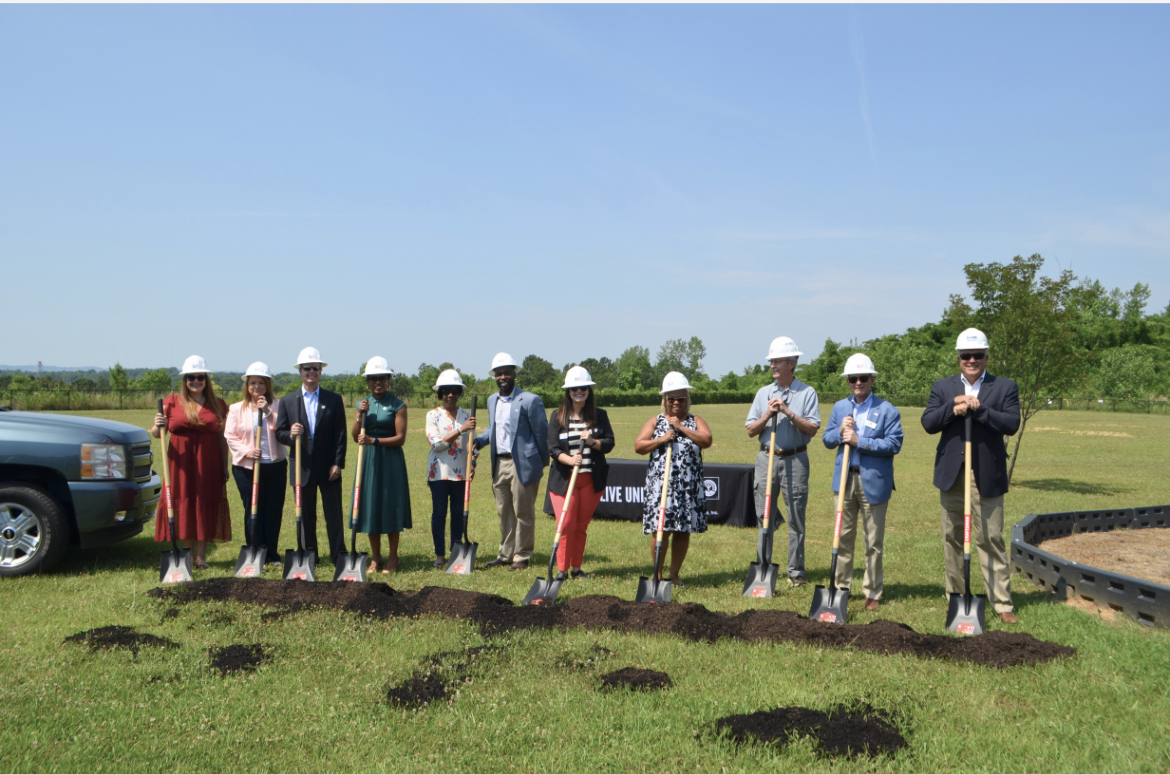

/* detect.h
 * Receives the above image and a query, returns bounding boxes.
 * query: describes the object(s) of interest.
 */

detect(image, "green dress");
[354,393,412,535]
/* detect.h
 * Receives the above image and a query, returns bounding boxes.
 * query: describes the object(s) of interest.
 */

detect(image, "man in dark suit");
[921,328,1021,624]
[274,347,348,564]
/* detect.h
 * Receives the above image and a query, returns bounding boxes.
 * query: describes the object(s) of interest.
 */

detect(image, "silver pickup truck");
[0,409,162,576]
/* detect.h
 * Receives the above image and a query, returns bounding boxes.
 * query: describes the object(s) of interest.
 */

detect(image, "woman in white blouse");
[424,369,477,568]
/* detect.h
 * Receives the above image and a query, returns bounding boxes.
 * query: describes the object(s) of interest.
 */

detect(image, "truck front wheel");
[0,485,70,576]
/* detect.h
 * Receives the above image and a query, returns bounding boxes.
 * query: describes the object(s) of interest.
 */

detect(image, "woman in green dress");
[351,356,411,573]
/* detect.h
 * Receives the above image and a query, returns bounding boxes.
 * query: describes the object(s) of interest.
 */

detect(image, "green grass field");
[3,404,1169,772]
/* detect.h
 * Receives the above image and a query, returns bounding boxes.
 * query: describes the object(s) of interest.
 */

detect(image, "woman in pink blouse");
[424,369,476,568]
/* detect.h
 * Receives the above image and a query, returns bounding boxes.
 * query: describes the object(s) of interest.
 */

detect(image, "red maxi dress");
[153,395,232,543]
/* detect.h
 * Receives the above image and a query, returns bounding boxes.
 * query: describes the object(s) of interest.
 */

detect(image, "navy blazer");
[822,395,903,505]
[921,373,1020,498]
[474,388,550,487]
[274,388,348,485]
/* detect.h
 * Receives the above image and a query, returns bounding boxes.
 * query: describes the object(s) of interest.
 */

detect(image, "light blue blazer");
[474,389,550,487]
[822,395,903,505]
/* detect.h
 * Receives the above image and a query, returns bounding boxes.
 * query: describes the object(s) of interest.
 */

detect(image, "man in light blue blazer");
[822,353,904,610]
[474,352,550,570]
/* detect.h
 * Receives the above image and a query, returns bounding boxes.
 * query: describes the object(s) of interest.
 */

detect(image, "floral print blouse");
[425,406,472,481]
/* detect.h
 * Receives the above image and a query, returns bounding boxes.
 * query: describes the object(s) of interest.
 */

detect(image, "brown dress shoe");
[865,598,880,611]
[508,560,529,571]
[999,612,1019,624]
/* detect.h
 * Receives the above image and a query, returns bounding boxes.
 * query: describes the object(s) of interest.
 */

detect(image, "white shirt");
[302,386,319,438]
[850,392,874,439]
[961,371,986,398]
[494,392,515,451]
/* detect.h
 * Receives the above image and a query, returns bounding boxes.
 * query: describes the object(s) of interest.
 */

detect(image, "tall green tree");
[615,346,653,390]
[654,337,707,384]
[516,355,557,390]
[109,363,128,391]
[134,368,173,392]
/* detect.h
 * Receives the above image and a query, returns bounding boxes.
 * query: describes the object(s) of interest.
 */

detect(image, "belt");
[497,452,512,459]
[849,465,860,474]
[761,444,807,457]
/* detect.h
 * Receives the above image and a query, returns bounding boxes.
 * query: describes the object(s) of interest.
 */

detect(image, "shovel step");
[445,542,478,575]
[283,549,317,582]
[945,592,988,636]
[808,585,850,624]
[522,578,564,606]
[159,548,193,584]
[234,545,268,578]
[333,552,370,582]
[743,561,779,598]
[634,577,672,604]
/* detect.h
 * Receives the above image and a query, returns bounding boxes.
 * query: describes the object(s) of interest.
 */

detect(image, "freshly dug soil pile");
[1042,529,1170,586]
[600,667,672,691]
[718,703,907,759]
[150,580,1075,667]
[210,644,267,676]
[64,626,178,655]
[387,674,448,707]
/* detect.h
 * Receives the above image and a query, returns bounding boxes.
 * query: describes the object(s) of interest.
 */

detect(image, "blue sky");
[3,4,1168,378]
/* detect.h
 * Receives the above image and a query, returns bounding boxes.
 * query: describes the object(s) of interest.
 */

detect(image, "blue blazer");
[474,389,550,487]
[822,395,903,505]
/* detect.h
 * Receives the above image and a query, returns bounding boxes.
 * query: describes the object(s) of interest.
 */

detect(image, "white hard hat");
[955,328,990,351]
[659,371,692,394]
[296,346,327,368]
[363,356,394,377]
[490,352,520,374]
[179,355,209,375]
[841,353,878,377]
[242,361,273,380]
[766,336,803,361]
[562,366,595,390]
[432,369,465,391]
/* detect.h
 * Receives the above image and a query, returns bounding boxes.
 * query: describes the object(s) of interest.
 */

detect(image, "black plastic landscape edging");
[1011,504,1170,628]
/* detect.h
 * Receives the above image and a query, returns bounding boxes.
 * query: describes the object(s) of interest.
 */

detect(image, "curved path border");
[1011,504,1170,628]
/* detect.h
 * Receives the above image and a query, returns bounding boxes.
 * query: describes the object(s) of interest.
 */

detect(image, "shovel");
[523,465,579,605]
[744,414,780,598]
[946,415,987,636]
[234,406,268,577]
[334,409,370,582]
[635,443,673,604]
[157,398,193,584]
[446,395,479,575]
[283,434,317,581]
[809,443,851,624]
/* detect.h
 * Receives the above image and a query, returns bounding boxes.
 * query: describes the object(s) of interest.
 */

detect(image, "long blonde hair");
[179,375,226,428]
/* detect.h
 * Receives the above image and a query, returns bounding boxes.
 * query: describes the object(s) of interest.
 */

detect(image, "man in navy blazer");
[921,328,1021,624]
[474,352,549,570]
[822,353,903,610]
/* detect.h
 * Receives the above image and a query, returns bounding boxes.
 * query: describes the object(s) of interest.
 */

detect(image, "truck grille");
[131,442,153,482]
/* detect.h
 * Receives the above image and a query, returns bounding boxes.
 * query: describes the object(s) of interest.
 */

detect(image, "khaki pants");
[832,471,888,600]
[492,457,538,562]
[939,469,1013,614]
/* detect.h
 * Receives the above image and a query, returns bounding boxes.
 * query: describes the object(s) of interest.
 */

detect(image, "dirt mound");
[150,580,1075,668]
[718,703,907,759]
[64,626,178,655]
[387,674,448,707]
[600,667,672,691]
[210,644,267,676]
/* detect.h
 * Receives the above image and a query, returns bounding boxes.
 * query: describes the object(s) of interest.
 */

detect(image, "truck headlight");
[81,443,128,480]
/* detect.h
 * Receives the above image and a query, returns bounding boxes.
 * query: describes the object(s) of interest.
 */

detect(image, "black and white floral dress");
[642,414,707,534]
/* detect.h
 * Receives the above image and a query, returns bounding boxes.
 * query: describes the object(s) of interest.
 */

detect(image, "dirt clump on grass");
[210,644,267,676]
[600,667,672,691]
[64,626,178,655]
[386,674,448,707]
[718,703,907,759]
[386,645,503,708]
[151,579,1074,668]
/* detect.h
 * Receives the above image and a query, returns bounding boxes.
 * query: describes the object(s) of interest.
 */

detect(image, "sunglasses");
[301,365,321,372]
[847,375,870,384]
[959,353,986,362]
[665,396,688,403]
[569,387,590,393]
[185,375,206,383]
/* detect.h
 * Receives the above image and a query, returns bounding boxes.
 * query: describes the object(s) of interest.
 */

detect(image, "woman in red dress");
[151,355,231,569]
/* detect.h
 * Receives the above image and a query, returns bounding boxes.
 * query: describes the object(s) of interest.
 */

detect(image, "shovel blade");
[282,549,317,582]
[445,541,478,575]
[234,545,268,578]
[522,577,564,606]
[808,585,850,624]
[945,593,987,636]
[159,548,193,584]
[634,576,672,604]
[333,552,369,582]
[742,560,779,598]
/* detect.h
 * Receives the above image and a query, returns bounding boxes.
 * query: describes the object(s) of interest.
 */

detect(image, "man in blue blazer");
[921,328,1021,624]
[822,353,903,610]
[474,352,550,570]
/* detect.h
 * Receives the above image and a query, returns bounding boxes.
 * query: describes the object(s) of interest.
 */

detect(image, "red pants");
[548,472,603,571]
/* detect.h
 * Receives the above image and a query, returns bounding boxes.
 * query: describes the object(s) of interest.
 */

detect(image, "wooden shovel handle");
[832,444,850,550]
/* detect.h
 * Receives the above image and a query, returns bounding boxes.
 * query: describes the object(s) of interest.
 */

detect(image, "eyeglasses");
[301,365,321,372]
[847,376,870,384]
[959,352,986,362]
[185,375,206,383]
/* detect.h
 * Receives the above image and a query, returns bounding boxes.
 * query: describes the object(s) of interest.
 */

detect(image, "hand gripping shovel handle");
[547,464,580,581]
[963,414,972,596]
[460,396,478,542]
[157,398,179,553]
[652,444,674,581]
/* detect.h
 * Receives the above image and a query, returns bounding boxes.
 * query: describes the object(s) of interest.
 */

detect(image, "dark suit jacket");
[274,387,348,484]
[546,408,616,496]
[921,373,1020,498]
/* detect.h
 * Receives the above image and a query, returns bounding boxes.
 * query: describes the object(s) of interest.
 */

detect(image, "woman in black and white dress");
[634,371,713,586]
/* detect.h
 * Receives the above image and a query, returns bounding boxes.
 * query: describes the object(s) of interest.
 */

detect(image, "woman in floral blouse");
[424,369,477,568]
